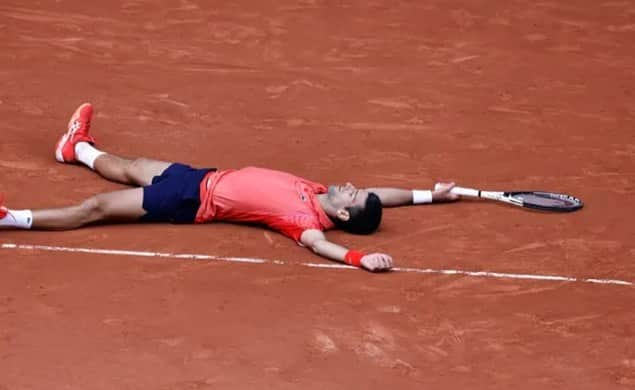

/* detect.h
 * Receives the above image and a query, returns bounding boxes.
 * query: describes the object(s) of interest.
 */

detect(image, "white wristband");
[412,190,433,204]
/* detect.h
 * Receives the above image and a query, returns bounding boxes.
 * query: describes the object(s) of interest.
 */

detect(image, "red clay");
[1,1,634,389]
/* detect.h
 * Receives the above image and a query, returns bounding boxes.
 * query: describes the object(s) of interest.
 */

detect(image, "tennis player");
[0,103,458,272]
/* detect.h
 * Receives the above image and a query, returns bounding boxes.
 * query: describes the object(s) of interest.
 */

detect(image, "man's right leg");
[92,154,172,187]
[56,102,173,187]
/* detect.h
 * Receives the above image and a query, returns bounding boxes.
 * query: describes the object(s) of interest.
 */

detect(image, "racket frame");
[443,186,582,211]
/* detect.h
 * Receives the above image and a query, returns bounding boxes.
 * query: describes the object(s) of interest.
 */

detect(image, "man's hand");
[432,182,459,202]
[361,253,393,272]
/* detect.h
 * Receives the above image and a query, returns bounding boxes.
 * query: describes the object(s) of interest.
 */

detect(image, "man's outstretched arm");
[365,182,459,207]
[300,229,392,272]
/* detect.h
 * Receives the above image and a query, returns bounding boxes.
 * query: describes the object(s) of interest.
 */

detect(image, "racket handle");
[434,184,481,198]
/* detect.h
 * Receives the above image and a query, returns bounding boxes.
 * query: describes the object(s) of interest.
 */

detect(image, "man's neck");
[316,193,334,218]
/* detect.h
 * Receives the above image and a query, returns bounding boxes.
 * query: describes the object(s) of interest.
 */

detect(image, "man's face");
[327,182,369,211]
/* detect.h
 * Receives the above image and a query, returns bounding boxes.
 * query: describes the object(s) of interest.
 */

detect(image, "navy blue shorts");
[140,163,215,224]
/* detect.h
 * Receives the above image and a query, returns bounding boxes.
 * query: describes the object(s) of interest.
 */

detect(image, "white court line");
[1,242,632,287]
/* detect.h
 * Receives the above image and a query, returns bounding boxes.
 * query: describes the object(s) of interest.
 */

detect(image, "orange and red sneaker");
[0,195,7,220]
[55,102,96,163]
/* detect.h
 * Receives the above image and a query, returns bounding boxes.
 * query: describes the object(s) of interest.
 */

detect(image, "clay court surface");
[1,0,634,388]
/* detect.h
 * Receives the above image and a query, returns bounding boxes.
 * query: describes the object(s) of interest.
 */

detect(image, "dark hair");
[334,192,383,234]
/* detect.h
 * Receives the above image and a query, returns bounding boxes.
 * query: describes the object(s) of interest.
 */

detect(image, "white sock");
[0,209,33,229]
[75,142,106,170]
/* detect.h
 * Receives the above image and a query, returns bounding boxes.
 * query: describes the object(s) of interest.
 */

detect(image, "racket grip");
[434,184,480,198]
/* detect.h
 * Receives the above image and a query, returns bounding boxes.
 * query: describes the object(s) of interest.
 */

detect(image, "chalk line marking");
[1,242,632,287]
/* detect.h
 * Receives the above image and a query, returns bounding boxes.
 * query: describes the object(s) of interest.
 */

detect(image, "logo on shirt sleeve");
[296,183,309,202]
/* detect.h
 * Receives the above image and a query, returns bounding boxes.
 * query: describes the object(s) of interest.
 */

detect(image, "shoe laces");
[70,119,81,132]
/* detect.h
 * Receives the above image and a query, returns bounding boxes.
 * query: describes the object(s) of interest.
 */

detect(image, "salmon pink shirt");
[196,167,335,241]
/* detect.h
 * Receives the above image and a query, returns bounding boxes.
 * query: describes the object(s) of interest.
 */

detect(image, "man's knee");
[79,196,107,223]
[125,158,154,185]
[131,157,151,168]
[127,158,147,175]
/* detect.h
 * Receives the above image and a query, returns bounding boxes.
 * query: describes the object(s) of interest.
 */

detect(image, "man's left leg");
[1,188,145,230]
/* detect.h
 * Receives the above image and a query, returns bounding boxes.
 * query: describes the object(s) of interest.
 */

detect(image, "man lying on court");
[0,103,459,272]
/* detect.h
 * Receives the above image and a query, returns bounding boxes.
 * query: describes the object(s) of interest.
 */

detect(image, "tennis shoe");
[0,195,7,220]
[55,102,96,163]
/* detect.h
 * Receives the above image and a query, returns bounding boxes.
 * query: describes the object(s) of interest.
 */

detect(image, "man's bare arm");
[366,182,459,207]
[299,229,393,272]
[364,188,412,207]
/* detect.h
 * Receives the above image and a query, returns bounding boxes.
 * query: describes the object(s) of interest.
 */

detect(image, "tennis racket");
[435,184,584,212]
